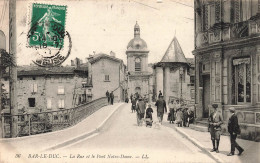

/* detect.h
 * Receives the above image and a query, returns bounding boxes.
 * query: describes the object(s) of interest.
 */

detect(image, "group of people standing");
[168,99,194,127]
[105,90,114,105]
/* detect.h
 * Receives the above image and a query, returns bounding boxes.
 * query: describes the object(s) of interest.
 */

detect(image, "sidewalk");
[0,103,125,152]
[164,122,260,163]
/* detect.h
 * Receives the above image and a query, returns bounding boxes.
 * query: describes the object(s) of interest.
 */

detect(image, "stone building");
[126,22,153,101]
[153,37,195,104]
[87,53,127,102]
[2,65,90,113]
[193,0,260,141]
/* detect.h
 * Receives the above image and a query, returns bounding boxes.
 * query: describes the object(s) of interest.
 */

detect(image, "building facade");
[153,37,195,104]
[2,66,90,114]
[87,53,127,102]
[126,22,153,101]
[193,0,260,141]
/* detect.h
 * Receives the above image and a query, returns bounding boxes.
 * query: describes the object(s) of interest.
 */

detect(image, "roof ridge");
[160,36,187,63]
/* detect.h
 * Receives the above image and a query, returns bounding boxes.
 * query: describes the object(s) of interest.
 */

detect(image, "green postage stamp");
[28,3,67,49]
[27,3,71,67]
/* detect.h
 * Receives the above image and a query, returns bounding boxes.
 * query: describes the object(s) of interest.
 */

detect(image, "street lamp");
[179,67,184,101]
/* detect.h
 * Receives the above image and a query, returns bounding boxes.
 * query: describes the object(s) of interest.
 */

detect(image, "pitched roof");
[88,53,123,64]
[5,66,88,76]
[160,37,187,63]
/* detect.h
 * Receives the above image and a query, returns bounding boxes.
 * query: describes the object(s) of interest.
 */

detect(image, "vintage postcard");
[0,0,259,163]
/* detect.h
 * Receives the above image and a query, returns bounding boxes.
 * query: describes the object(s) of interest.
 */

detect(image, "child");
[145,104,153,127]
[176,108,183,127]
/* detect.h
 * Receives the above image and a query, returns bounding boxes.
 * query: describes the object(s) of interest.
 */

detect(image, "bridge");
[0,100,218,163]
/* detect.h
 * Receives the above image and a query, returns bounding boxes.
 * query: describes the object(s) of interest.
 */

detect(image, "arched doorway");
[135,87,141,95]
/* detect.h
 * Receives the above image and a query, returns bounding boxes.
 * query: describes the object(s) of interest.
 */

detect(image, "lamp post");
[179,67,183,101]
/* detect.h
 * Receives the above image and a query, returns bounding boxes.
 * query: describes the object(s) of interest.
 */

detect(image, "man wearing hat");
[227,107,244,156]
[208,104,223,153]
[155,95,167,124]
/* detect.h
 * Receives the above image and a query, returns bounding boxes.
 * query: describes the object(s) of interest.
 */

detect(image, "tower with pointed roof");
[154,36,194,103]
[126,22,152,101]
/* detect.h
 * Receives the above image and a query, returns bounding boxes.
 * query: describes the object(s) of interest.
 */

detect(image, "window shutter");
[33,84,37,93]
[47,99,52,109]
[30,84,34,93]
[58,100,62,108]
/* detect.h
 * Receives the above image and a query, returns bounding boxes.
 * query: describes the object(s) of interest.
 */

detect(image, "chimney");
[75,58,80,68]
[110,51,115,57]
[71,60,75,66]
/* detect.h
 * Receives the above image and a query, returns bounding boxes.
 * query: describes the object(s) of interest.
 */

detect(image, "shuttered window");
[58,99,65,109]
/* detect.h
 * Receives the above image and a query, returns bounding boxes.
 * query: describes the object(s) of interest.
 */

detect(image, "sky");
[0,0,194,66]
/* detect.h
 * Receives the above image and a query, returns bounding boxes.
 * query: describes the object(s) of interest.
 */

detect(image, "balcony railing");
[1,97,108,138]
[196,18,260,48]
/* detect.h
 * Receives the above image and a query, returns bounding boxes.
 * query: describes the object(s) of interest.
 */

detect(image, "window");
[58,86,65,94]
[191,89,195,99]
[233,0,256,23]
[208,4,215,28]
[105,75,110,81]
[28,98,35,107]
[19,77,23,80]
[47,98,52,109]
[190,76,195,85]
[32,77,36,80]
[232,58,251,104]
[135,58,141,72]
[202,5,208,31]
[223,0,231,23]
[66,77,70,83]
[241,0,252,21]
[59,77,62,83]
[58,99,65,109]
[30,83,37,93]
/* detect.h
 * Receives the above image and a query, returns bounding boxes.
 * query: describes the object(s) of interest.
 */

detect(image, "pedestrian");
[155,95,167,124]
[168,100,175,124]
[130,94,133,102]
[110,91,114,105]
[158,90,162,98]
[106,90,110,103]
[175,108,183,127]
[208,104,223,153]
[131,97,137,113]
[145,104,153,127]
[135,92,140,100]
[187,108,194,127]
[227,107,244,156]
[182,108,188,127]
[175,99,181,109]
[136,98,146,126]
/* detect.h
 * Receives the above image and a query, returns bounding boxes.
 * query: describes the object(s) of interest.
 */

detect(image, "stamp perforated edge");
[26,2,68,50]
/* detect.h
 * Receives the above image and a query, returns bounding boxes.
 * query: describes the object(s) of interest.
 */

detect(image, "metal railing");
[1,97,108,138]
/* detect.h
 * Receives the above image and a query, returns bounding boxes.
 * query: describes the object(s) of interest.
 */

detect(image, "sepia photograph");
[0,0,259,163]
